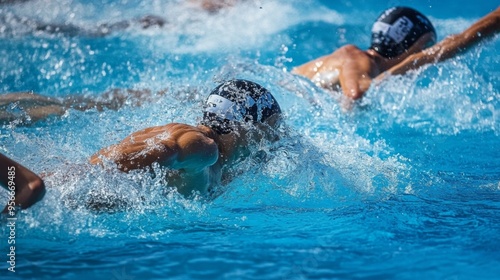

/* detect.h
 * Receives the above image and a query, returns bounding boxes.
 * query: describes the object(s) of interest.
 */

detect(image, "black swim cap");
[201,79,282,134]
[370,7,436,58]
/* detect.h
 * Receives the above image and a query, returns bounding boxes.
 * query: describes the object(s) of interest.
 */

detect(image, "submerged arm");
[385,7,500,76]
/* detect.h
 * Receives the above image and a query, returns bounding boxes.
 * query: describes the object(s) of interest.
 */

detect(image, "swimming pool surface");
[1,0,499,279]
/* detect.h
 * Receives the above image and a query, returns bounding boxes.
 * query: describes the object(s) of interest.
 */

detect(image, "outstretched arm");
[384,7,500,76]
[0,153,46,213]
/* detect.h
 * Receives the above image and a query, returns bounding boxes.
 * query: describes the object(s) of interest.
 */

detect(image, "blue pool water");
[1,0,499,279]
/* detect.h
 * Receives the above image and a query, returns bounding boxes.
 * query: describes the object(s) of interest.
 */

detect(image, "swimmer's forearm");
[432,7,499,60]
[385,34,486,76]
[457,6,500,50]
[384,52,434,76]
[428,8,500,63]
[90,142,180,172]
[0,153,46,212]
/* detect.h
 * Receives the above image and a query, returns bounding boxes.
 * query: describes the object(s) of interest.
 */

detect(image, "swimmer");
[0,1,239,37]
[89,79,282,197]
[0,153,46,213]
[0,89,167,124]
[293,6,500,100]
[380,6,500,78]
[189,0,242,13]
[0,11,167,37]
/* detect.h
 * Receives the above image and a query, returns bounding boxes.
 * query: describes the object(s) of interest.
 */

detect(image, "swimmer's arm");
[89,136,179,172]
[90,129,218,172]
[0,153,46,213]
[292,55,330,79]
[384,7,500,76]
[339,62,371,100]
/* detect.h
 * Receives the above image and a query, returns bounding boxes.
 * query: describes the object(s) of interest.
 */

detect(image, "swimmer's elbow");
[89,147,116,166]
[25,176,46,208]
[33,178,46,200]
[89,152,129,171]
[29,176,45,193]
[89,153,104,165]
[89,152,131,172]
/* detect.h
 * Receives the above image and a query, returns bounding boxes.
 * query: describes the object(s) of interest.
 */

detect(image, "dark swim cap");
[201,79,282,134]
[370,7,436,58]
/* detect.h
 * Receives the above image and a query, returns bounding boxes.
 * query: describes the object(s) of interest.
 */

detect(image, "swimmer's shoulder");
[154,123,216,142]
[156,123,218,171]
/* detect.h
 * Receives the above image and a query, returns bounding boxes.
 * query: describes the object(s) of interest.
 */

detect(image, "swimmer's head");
[201,79,282,135]
[370,7,436,59]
